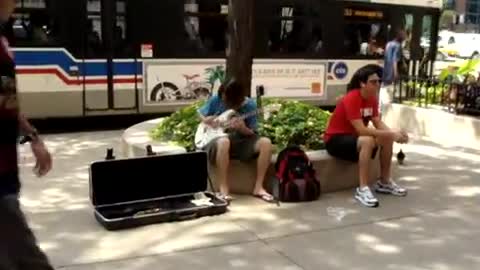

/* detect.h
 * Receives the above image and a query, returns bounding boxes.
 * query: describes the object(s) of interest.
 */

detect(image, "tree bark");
[226,0,255,97]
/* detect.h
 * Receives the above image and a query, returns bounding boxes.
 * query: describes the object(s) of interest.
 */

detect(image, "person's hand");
[203,116,219,128]
[229,117,246,130]
[30,139,52,177]
[400,130,409,143]
[392,130,408,144]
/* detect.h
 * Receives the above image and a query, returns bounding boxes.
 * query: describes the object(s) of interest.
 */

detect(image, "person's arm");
[197,97,216,124]
[18,113,52,177]
[18,113,40,143]
[393,44,400,80]
[371,117,390,131]
[345,95,395,139]
[371,99,390,130]
[235,101,256,136]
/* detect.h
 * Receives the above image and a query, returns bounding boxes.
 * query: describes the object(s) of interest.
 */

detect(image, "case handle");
[175,211,198,221]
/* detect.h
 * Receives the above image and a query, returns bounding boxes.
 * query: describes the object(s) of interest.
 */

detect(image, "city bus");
[6,0,441,119]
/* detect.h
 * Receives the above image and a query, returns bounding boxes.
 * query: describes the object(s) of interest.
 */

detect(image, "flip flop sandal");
[253,193,276,203]
[217,193,234,202]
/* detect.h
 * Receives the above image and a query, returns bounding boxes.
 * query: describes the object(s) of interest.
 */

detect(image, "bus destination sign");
[344,8,383,19]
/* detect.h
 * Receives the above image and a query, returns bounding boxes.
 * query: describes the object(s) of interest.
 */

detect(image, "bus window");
[86,0,103,58]
[112,0,130,58]
[421,15,433,51]
[124,0,227,58]
[344,22,387,58]
[10,0,87,58]
[342,6,387,58]
[264,1,315,58]
[184,0,228,56]
[402,13,413,60]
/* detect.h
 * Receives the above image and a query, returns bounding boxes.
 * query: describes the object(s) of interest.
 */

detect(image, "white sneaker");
[355,186,379,208]
[374,179,408,196]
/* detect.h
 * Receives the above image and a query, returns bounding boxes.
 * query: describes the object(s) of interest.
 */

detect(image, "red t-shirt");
[323,89,379,142]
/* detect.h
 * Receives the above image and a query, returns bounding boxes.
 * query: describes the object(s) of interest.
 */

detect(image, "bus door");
[82,0,137,114]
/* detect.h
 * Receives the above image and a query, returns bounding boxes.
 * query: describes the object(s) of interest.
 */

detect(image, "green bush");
[149,98,331,152]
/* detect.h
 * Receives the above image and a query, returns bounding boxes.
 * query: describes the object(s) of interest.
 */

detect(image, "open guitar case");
[88,147,228,231]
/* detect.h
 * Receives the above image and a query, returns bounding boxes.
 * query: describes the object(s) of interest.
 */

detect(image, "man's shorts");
[379,84,395,115]
[202,132,260,164]
[325,135,378,162]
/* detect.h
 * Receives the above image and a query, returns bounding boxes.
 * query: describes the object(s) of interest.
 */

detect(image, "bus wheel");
[194,87,211,99]
[150,82,179,101]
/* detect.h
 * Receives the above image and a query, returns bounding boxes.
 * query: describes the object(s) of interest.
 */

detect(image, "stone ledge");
[382,103,480,149]
[122,117,380,195]
[208,150,380,195]
[121,118,186,158]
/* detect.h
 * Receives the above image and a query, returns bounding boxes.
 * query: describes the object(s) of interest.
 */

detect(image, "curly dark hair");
[218,77,246,108]
[346,64,383,92]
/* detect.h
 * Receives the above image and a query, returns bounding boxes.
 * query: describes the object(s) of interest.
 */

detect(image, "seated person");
[323,64,409,208]
[197,78,274,203]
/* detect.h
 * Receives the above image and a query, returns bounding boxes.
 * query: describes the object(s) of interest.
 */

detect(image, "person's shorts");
[379,84,395,114]
[325,134,378,162]
[202,132,260,164]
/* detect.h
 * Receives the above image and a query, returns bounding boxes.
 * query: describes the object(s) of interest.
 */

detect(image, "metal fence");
[391,60,480,116]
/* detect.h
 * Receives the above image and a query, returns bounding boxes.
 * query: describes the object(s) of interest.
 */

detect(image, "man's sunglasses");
[368,79,382,85]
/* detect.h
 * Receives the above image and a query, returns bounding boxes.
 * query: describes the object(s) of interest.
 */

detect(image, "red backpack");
[272,145,321,202]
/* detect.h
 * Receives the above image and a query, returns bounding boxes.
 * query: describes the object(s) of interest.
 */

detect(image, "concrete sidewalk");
[15,130,480,269]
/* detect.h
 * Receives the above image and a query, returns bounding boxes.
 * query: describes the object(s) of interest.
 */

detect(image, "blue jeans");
[0,195,54,270]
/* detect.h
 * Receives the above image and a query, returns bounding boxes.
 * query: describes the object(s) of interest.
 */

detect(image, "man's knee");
[216,137,230,151]
[376,135,394,147]
[256,137,272,153]
[358,136,376,151]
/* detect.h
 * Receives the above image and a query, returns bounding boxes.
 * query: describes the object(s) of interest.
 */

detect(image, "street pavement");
[15,129,480,269]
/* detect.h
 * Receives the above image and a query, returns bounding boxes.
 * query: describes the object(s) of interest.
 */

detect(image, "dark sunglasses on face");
[368,79,382,85]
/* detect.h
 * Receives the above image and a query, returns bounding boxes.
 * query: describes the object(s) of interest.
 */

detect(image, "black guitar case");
[88,150,228,231]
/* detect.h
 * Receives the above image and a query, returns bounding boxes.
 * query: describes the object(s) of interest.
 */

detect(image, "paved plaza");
[15,129,480,269]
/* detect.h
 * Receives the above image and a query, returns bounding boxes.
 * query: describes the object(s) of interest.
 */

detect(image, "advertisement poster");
[143,60,226,105]
[251,61,327,99]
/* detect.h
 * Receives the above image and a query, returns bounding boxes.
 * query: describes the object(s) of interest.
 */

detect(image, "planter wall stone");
[207,150,380,195]
[382,103,480,149]
[121,117,381,195]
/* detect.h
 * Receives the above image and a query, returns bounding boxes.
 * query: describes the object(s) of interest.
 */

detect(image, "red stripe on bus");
[16,68,142,85]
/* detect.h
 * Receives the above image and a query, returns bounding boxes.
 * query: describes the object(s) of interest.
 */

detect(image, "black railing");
[392,61,480,116]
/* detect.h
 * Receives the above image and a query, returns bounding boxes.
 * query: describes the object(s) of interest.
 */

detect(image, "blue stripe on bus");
[13,49,143,77]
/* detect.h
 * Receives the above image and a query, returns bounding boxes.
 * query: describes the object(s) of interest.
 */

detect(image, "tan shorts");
[379,84,394,114]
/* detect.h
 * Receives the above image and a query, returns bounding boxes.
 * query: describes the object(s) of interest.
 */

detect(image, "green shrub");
[150,98,331,152]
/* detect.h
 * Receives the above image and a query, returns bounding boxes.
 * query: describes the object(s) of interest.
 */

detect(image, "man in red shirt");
[324,64,408,208]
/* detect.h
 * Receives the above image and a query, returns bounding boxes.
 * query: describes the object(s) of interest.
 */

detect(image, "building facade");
[465,0,480,24]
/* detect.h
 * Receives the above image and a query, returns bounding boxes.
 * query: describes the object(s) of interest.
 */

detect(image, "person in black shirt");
[0,0,54,269]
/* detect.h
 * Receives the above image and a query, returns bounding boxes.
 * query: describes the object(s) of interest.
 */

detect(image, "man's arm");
[350,120,395,139]
[345,95,395,139]
[18,113,40,143]
[198,97,215,123]
[18,113,52,177]
[371,116,390,131]
[393,44,401,80]
[371,98,390,131]
[236,100,256,136]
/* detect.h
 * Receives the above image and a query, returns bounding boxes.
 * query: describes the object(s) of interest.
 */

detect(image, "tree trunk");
[226,0,255,97]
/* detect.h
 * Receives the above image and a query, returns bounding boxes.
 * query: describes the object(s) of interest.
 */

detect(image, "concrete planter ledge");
[122,117,380,195]
[383,103,480,149]
[209,150,379,195]
[121,118,187,158]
